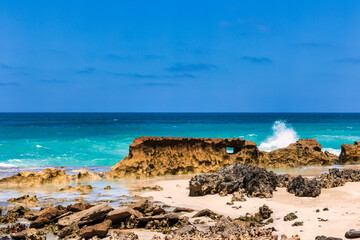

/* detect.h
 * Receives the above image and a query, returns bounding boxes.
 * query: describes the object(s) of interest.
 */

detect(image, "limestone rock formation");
[264,139,336,167]
[107,137,335,179]
[339,141,360,164]
[106,137,262,179]
[0,168,70,187]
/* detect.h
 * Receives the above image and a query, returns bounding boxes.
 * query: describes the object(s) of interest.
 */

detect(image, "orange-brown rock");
[264,139,336,167]
[106,137,262,178]
[339,141,360,164]
[106,137,335,179]
[0,168,70,187]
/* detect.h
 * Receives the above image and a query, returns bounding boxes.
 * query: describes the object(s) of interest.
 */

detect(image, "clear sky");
[1,0,360,112]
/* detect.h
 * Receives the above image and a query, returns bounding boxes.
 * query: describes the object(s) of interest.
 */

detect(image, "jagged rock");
[104,185,111,190]
[172,207,194,213]
[131,200,165,216]
[235,204,273,227]
[75,169,101,181]
[277,174,296,188]
[315,236,342,240]
[7,195,40,207]
[287,175,321,197]
[265,139,335,167]
[189,163,278,198]
[106,207,143,223]
[284,213,298,221]
[0,168,70,187]
[192,209,219,219]
[319,168,360,188]
[58,203,113,227]
[339,141,360,164]
[106,137,336,179]
[59,184,93,194]
[345,229,360,238]
[79,219,112,238]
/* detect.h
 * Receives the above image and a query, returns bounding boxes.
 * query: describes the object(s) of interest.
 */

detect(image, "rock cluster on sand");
[106,137,336,178]
[190,163,360,198]
[189,163,278,198]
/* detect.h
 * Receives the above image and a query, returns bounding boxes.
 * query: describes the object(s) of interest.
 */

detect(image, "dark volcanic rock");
[287,175,321,197]
[284,213,298,221]
[345,229,360,238]
[189,163,278,198]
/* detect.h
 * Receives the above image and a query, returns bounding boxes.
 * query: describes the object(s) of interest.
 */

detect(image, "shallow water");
[0,113,359,169]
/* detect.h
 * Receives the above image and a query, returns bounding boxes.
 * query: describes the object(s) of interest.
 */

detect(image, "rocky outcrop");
[79,219,112,238]
[339,141,360,164]
[189,163,278,198]
[106,137,263,179]
[0,168,70,187]
[107,137,336,179]
[264,139,336,167]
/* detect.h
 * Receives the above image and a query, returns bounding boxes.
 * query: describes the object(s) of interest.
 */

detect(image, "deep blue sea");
[0,113,359,169]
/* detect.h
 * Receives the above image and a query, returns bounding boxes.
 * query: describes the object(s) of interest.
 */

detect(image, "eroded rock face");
[339,141,360,164]
[107,137,336,179]
[106,137,263,179]
[265,139,336,167]
[189,163,278,198]
[0,168,70,187]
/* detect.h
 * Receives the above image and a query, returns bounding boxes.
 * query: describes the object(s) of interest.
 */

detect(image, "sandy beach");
[138,177,360,239]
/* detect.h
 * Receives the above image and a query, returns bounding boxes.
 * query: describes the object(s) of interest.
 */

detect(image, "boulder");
[79,219,112,239]
[339,142,360,164]
[58,203,113,227]
[106,207,143,223]
[287,176,321,197]
[345,229,360,238]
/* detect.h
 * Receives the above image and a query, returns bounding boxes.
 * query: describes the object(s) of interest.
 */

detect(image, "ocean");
[0,113,359,169]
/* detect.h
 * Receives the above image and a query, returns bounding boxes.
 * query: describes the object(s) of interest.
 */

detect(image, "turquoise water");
[0,113,359,168]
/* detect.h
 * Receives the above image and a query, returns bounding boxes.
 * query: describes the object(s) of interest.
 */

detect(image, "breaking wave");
[259,121,299,152]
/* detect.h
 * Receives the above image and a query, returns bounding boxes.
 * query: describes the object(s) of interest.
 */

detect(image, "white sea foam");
[323,148,341,156]
[259,121,299,152]
[0,162,17,167]
[36,145,43,148]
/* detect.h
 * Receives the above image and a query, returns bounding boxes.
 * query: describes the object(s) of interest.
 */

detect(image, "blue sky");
[1,0,360,112]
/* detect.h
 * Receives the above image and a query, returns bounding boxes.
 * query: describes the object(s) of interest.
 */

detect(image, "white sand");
[140,178,360,239]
